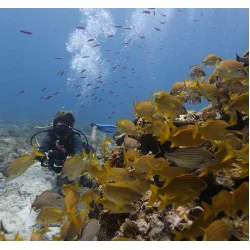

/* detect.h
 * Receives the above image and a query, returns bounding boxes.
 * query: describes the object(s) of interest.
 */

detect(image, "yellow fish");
[123,150,141,165]
[101,134,112,157]
[104,160,136,182]
[199,119,230,141]
[127,154,156,177]
[60,209,88,240]
[203,220,232,241]
[149,174,207,209]
[216,142,249,163]
[154,91,187,118]
[112,236,137,240]
[190,77,221,105]
[215,59,248,79]
[116,119,137,135]
[61,149,88,181]
[64,189,79,213]
[212,189,232,217]
[30,229,43,241]
[152,164,190,182]
[151,120,170,144]
[98,197,134,214]
[170,81,186,95]
[36,207,65,225]
[133,97,155,119]
[86,153,105,179]
[169,123,202,148]
[5,146,45,182]
[231,182,249,215]
[79,190,98,209]
[225,92,249,115]
[202,54,222,67]
[102,182,142,205]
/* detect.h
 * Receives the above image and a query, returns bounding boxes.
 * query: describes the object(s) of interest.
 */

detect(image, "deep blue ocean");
[0,8,248,129]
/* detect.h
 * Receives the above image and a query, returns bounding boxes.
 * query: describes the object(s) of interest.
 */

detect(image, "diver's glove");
[47,150,65,160]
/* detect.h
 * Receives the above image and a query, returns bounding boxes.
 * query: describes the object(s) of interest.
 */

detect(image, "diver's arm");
[39,133,54,153]
[73,133,83,155]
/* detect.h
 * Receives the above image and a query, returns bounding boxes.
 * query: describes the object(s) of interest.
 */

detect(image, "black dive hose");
[30,128,89,150]
[72,128,89,150]
[30,129,52,147]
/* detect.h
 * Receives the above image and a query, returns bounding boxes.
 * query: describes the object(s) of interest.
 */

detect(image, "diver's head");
[53,111,75,139]
[90,122,96,127]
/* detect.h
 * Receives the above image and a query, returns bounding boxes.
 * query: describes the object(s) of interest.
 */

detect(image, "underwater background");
[0,8,248,128]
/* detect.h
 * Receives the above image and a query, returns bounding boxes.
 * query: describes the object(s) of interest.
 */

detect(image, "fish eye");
[136,193,141,199]
[211,155,215,160]
[57,197,61,200]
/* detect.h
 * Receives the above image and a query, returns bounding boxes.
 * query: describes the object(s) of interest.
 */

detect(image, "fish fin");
[197,167,209,177]
[148,184,158,206]
[163,176,174,187]
[67,204,80,229]
[81,148,87,158]
[192,122,200,140]
[215,58,221,66]
[32,146,45,157]
[158,194,167,210]
[222,143,235,162]
[132,99,136,116]
[145,168,153,180]
[226,110,244,131]
[185,74,189,82]
[116,120,120,129]
[200,77,206,84]
[236,53,240,61]
[190,76,198,88]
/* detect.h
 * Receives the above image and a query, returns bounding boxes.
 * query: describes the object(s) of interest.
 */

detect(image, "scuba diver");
[33,111,94,174]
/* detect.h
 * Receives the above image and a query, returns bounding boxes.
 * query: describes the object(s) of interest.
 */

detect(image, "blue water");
[0,8,248,129]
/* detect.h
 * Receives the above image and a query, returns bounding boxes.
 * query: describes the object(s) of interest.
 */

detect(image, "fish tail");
[67,205,81,228]
[81,148,87,158]
[148,184,158,206]
[190,76,199,88]
[226,110,244,131]
[173,230,185,241]
[158,194,171,211]
[132,99,136,116]
[32,146,45,157]
[215,58,221,65]
[116,120,120,129]
[192,122,200,140]
[222,143,235,162]
[236,53,240,61]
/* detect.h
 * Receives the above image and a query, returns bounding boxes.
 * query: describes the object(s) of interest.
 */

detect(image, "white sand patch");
[0,162,57,240]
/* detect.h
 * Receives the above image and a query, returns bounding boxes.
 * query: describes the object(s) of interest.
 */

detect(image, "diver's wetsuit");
[38,130,93,173]
[39,130,84,155]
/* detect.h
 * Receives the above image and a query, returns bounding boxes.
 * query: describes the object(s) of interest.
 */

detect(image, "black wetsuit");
[39,130,84,155]
[38,130,93,173]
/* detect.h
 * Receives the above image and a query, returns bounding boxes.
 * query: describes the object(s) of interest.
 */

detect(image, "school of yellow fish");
[1,51,248,241]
